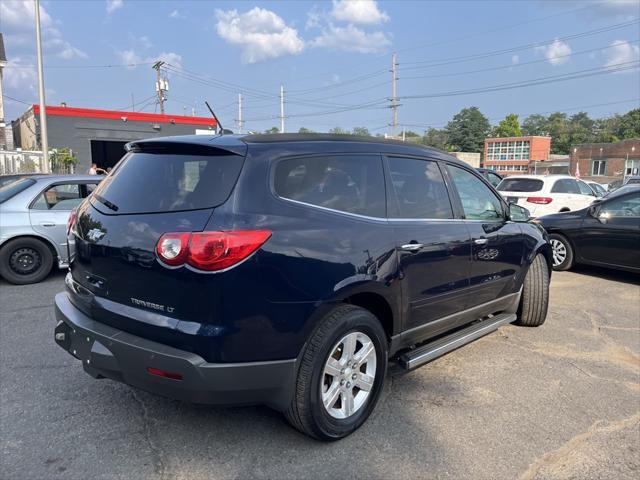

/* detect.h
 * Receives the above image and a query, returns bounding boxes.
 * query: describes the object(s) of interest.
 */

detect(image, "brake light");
[67,207,77,235]
[156,230,272,272]
[526,197,553,205]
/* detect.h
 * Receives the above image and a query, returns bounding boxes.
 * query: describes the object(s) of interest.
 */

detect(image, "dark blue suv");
[55,134,551,440]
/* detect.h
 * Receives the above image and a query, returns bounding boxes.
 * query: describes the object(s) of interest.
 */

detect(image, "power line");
[400,40,640,80]
[7,62,155,69]
[400,61,639,100]
[400,18,639,70]
[3,94,33,105]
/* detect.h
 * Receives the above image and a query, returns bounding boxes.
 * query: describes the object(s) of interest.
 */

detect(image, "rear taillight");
[67,207,77,235]
[526,197,553,205]
[156,230,272,272]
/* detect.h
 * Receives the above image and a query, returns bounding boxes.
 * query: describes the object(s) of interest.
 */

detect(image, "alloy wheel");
[550,239,567,267]
[321,331,377,419]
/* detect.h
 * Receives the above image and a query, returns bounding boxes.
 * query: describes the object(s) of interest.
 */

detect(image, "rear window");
[0,178,36,204]
[497,178,544,192]
[274,155,385,217]
[90,152,244,214]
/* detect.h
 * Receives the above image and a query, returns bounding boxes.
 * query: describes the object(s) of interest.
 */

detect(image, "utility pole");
[390,52,399,138]
[35,0,49,171]
[153,61,166,114]
[237,93,243,133]
[280,85,285,133]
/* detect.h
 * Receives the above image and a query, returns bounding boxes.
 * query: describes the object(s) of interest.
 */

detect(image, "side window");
[274,155,385,217]
[577,180,595,196]
[82,183,99,197]
[31,184,82,211]
[387,157,453,219]
[487,173,502,187]
[446,165,504,220]
[551,179,580,194]
[600,193,640,218]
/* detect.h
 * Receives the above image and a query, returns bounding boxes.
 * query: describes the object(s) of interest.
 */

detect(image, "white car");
[585,181,606,197]
[496,175,598,217]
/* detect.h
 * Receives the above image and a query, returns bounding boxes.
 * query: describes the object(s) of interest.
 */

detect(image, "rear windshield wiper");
[94,194,119,212]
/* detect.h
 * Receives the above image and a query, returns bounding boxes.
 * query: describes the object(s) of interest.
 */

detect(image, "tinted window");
[91,152,244,214]
[0,178,36,204]
[577,180,595,196]
[487,172,502,187]
[447,165,503,220]
[551,179,580,194]
[497,178,544,192]
[31,184,82,210]
[600,192,640,218]
[387,157,452,219]
[274,155,385,217]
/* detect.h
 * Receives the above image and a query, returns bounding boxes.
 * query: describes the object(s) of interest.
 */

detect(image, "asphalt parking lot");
[1,267,638,480]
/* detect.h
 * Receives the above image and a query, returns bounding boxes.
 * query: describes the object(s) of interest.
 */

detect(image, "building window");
[592,160,607,176]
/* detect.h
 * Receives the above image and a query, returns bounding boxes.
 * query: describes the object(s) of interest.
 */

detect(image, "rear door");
[385,155,472,338]
[575,190,640,269]
[550,178,581,211]
[71,146,246,336]
[30,181,98,262]
[445,164,525,306]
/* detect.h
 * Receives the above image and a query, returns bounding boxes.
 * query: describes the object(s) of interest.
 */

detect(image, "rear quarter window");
[90,152,244,214]
[497,178,544,192]
[274,155,385,218]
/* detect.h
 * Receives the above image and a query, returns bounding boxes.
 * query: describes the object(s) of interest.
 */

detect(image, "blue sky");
[1,0,639,134]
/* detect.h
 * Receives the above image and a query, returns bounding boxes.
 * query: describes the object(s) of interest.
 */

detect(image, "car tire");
[0,237,54,285]
[549,233,574,271]
[515,254,550,327]
[285,304,388,440]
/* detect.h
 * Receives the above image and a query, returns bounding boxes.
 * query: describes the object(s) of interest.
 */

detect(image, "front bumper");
[54,292,296,411]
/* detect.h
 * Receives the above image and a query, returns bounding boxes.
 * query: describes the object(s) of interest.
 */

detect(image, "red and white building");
[483,136,551,176]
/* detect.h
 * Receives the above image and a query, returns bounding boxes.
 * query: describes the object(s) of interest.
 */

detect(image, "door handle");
[40,222,56,227]
[474,238,488,245]
[401,243,423,251]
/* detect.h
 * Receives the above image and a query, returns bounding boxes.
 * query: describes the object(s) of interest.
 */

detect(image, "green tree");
[421,127,449,151]
[298,127,314,133]
[403,130,420,138]
[328,127,348,134]
[521,114,548,136]
[492,113,522,137]
[568,111,594,146]
[50,147,78,173]
[264,126,279,134]
[352,126,370,136]
[445,107,490,152]
[616,108,640,139]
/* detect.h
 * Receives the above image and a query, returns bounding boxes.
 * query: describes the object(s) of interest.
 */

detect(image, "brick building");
[483,136,551,176]
[569,139,640,183]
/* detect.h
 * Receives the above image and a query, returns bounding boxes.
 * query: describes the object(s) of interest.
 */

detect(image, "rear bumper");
[54,292,296,411]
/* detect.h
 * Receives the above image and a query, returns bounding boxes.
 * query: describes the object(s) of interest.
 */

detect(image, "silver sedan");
[0,175,103,284]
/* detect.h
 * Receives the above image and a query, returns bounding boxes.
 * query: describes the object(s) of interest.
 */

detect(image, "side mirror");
[509,203,531,222]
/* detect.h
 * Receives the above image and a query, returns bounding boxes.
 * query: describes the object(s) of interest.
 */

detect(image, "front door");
[385,156,472,339]
[575,190,640,269]
[445,164,525,306]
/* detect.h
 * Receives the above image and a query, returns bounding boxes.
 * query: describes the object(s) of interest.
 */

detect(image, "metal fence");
[0,150,76,175]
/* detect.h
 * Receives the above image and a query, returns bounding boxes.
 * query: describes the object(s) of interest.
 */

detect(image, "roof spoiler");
[125,135,247,156]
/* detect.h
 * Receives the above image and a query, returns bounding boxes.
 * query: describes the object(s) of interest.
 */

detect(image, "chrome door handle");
[401,243,423,251]
[474,238,488,245]
[40,222,56,227]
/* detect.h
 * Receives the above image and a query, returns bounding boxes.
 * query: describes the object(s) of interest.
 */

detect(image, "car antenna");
[205,101,224,134]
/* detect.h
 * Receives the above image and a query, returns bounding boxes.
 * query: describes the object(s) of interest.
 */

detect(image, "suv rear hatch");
[497,178,545,206]
[69,138,246,351]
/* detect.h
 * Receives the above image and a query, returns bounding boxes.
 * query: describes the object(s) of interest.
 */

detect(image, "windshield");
[90,152,245,214]
[0,178,37,204]
[497,178,544,192]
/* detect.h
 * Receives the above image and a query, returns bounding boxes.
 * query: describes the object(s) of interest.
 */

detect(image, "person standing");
[88,163,98,175]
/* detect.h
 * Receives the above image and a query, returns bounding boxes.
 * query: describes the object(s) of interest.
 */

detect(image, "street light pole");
[34,0,49,172]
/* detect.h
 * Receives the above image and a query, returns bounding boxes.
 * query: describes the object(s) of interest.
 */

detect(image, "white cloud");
[116,49,182,68]
[604,39,640,72]
[311,23,391,54]
[0,1,52,28]
[214,7,304,64]
[330,0,389,25]
[106,0,123,14]
[306,5,322,29]
[4,57,37,92]
[45,38,88,60]
[511,54,520,65]
[535,38,572,65]
[169,9,185,19]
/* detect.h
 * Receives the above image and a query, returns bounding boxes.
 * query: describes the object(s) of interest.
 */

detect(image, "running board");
[398,313,516,370]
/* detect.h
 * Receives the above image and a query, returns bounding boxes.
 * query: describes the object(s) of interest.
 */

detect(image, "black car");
[476,168,503,187]
[536,185,639,272]
[54,134,551,440]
